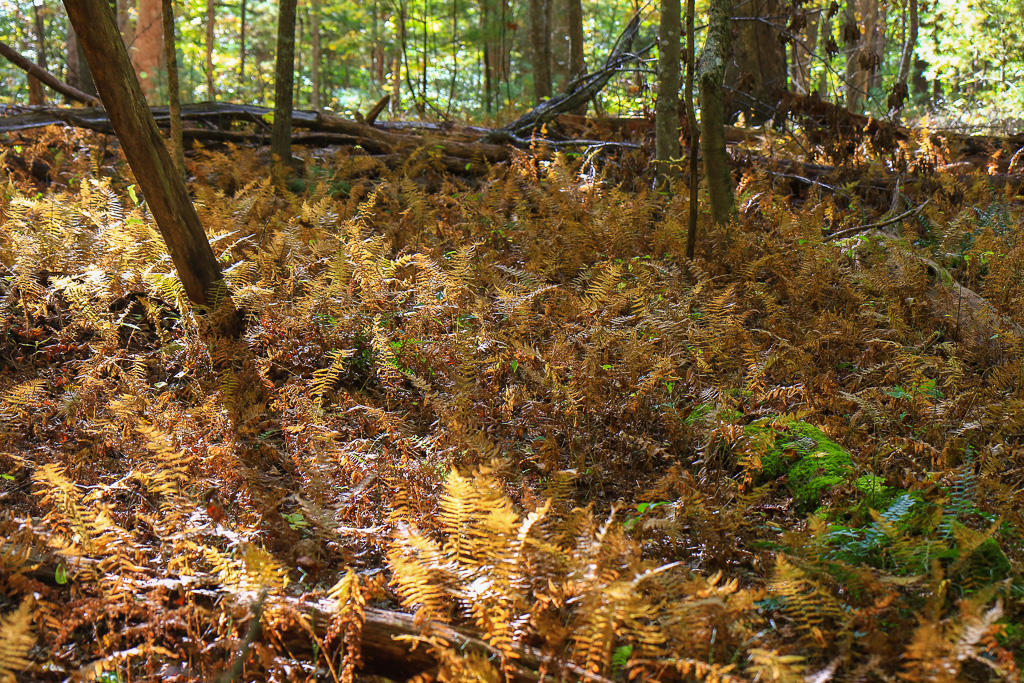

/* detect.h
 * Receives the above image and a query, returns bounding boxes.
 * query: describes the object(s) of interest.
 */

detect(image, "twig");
[219,587,269,683]
[824,199,930,242]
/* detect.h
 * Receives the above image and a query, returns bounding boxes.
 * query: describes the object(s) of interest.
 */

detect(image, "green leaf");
[510,359,518,372]
[55,562,68,585]
[127,184,138,205]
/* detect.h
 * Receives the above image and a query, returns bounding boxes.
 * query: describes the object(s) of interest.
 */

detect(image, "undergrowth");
[0,128,1021,682]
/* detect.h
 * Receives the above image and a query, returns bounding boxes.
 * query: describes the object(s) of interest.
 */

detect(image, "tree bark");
[698,0,734,225]
[529,0,552,99]
[66,24,97,98]
[0,39,100,105]
[684,0,699,258]
[239,0,247,79]
[205,0,216,99]
[117,0,136,48]
[133,0,164,102]
[567,0,586,114]
[889,0,918,113]
[654,0,681,184]
[29,4,48,104]
[310,0,322,109]
[724,0,787,124]
[272,0,299,163]
[162,0,185,179]
[61,0,239,333]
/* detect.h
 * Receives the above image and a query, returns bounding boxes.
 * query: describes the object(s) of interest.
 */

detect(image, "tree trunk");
[61,0,239,334]
[724,0,787,124]
[684,0,699,258]
[205,0,215,99]
[29,3,48,104]
[239,0,246,79]
[272,0,299,163]
[133,0,164,102]
[843,0,864,111]
[889,0,917,113]
[791,7,818,94]
[567,0,586,113]
[66,24,97,98]
[698,0,734,225]
[654,0,681,184]
[117,0,136,48]
[310,0,321,109]
[162,0,185,179]
[529,0,552,99]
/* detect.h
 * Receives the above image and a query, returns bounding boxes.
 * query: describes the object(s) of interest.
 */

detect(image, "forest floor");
[0,121,1022,682]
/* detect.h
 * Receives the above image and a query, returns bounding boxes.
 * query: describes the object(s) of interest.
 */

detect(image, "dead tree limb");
[0,39,101,106]
[480,13,643,144]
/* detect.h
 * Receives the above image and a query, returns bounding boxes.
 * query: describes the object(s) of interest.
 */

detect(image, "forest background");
[1,0,1024,681]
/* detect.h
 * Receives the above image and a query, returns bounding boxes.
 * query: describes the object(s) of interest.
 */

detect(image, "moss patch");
[746,419,853,510]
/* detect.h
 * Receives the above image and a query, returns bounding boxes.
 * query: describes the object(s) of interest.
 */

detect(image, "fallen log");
[0,40,102,106]
[11,543,606,683]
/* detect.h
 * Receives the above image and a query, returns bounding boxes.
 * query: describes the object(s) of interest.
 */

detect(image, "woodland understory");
[0,118,1023,682]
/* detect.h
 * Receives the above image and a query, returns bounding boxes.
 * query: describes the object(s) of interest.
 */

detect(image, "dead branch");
[0,40,101,106]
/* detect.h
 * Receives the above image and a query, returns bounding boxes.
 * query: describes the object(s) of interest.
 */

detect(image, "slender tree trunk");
[654,0,681,184]
[684,0,699,258]
[117,0,136,48]
[528,0,551,99]
[61,0,239,332]
[310,0,321,109]
[567,0,586,113]
[791,8,818,94]
[29,4,48,104]
[239,0,247,79]
[133,0,164,102]
[205,0,215,99]
[843,0,862,111]
[66,24,97,98]
[271,0,298,163]
[162,0,185,179]
[698,0,734,225]
[889,0,917,112]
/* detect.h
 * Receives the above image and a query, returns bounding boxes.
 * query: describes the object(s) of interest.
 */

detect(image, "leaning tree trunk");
[654,0,681,185]
[272,0,299,163]
[0,39,100,105]
[698,0,735,225]
[61,0,240,335]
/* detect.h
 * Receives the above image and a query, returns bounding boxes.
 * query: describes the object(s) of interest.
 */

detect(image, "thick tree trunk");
[162,0,185,179]
[529,0,552,99]
[61,0,239,333]
[698,0,735,225]
[654,0,681,184]
[205,0,216,99]
[567,0,586,114]
[272,0,299,163]
[0,39,100,105]
[133,0,164,102]
[725,0,787,124]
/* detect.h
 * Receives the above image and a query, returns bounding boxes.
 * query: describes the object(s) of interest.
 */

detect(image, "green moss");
[855,474,897,510]
[745,419,853,510]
